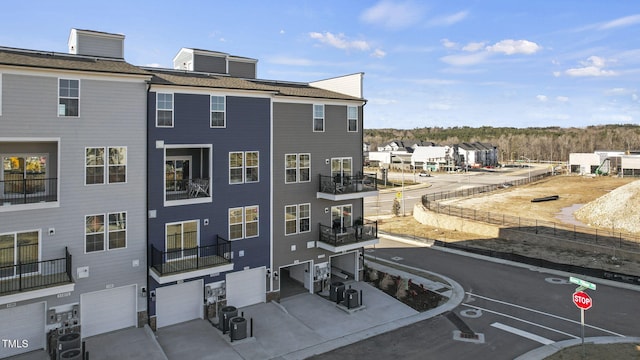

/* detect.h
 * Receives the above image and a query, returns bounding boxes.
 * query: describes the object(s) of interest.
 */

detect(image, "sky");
[1,1,639,129]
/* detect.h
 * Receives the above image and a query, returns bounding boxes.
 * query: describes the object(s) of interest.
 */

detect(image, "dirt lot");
[377,175,640,276]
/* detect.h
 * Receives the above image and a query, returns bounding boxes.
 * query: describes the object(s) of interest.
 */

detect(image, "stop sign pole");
[570,277,596,357]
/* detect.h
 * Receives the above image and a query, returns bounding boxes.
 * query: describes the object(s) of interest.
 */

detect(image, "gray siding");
[0,72,147,311]
[193,53,226,73]
[76,34,124,58]
[272,102,363,272]
[228,61,256,79]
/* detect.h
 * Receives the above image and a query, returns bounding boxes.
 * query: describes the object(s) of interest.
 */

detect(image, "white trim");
[84,146,106,185]
[347,105,358,132]
[0,66,151,83]
[0,284,73,306]
[210,95,226,128]
[151,263,233,284]
[229,151,244,184]
[284,203,311,236]
[164,219,199,262]
[57,77,80,118]
[312,104,325,132]
[84,210,128,253]
[228,205,259,240]
[149,84,275,98]
[273,96,365,107]
[156,92,174,128]
[245,205,259,238]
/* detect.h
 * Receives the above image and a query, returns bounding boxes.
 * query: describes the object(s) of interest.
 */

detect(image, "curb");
[515,336,640,359]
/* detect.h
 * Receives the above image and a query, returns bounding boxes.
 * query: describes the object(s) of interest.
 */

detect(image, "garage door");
[156,280,203,328]
[81,285,137,338]
[0,302,45,358]
[226,267,266,308]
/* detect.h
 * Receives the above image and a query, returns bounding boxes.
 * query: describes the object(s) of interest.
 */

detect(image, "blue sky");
[1,1,639,129]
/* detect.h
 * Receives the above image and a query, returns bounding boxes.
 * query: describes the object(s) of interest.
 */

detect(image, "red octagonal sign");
[573,291,592,310]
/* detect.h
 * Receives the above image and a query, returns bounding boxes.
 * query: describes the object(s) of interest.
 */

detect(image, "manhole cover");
[545,277,569,285]
[390,256,403,261]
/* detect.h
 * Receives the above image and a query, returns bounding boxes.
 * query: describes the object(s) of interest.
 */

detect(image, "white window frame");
[107,211,127,250]
[347,106,358,132]
[229,207,244,240]
[313,104,324,132]
[285,203,311,236]
[58,78,80,117]
[0,229,41,278]
[284,153,311,184]
[229,151,259,184]
[156,92,174,127]
[85,146,127,185]
[210,95,226,128]
[228,205,259,240]
[165,220,199,261]
[85,212,127,253]
[331,204,352,235]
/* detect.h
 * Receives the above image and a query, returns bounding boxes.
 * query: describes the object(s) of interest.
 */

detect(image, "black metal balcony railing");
[165,178,211,201]
[0,246,73,295]
[150,235,232,276]
[318,220,378,247]
[0,178,58,205]
[318,173,377,195]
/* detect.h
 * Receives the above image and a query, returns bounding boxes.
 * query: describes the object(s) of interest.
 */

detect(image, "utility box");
[230,317,247,341]
[219,306,238,333]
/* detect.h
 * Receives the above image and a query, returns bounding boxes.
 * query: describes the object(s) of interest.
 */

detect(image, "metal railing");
[0,177,58,205]
[150,235,232,276]
[0,246,72,294]
[165,178,211,201]
[318,173,377,195]
[318,220,378,247]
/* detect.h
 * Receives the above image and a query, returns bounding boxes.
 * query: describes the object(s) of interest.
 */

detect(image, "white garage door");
[0,302,45,358]
[156,280,203,328]
[81,285,137,338]
[226,267,266,308]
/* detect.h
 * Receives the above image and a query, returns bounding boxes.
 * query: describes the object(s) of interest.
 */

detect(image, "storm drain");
[445,311,485,344]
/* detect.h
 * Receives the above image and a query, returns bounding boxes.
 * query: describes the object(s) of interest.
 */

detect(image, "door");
[81,285,137,338]
[165,220,198,261]
[226,267,266,308]
[331,205,352,234]
[165,156,191,193]
[156,280,203,328]
[0,230,39,278]
[331,157,352,185]
[0,302,45,358]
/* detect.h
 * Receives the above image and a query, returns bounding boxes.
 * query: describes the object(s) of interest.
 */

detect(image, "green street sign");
[570,276,596,291]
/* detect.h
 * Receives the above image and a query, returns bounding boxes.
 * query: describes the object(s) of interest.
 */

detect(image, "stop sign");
[573,291,592,310]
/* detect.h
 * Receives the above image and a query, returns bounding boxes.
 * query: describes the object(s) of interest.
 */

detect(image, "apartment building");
[0,29,150,357]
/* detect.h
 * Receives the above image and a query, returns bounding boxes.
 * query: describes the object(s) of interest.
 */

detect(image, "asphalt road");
[364,166,550,217]
[310,238,640,360]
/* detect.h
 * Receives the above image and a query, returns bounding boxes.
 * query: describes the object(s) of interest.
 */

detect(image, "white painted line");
[466,292,626,337]
[491,322,554,345]
[462,303,579,339]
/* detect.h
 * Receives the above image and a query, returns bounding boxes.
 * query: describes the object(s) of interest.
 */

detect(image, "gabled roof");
[146,68,364,101]
[0,46,150,76]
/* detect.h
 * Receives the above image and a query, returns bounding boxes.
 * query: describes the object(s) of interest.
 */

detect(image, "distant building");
[569,151,640,176]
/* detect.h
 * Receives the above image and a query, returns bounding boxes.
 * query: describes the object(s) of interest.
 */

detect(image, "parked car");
[418,171,431,177]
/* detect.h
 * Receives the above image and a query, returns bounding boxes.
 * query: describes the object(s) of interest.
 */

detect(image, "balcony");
[317,173,378,201]
[317,220,379,252]
[0,178,58,206]
[165,178,211,202]
[149,235,233,284]
[0,246,74,301]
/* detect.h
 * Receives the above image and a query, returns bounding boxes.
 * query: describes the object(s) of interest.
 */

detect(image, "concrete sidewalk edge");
[514,336,640,359]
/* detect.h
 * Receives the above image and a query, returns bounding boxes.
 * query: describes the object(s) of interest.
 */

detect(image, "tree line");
[365,124,640,162]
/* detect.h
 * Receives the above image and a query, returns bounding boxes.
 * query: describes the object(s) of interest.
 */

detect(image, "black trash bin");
[330,282,345,303]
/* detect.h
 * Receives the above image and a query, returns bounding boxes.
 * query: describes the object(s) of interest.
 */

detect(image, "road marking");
[462,303,579,339]
[491,322,554,345]
[465,292,626,337]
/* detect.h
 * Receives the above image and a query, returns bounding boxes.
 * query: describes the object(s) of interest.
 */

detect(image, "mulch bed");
[364,268,445,312]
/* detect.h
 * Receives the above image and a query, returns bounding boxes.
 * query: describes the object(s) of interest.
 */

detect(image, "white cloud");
[368,97,398,105]
[536,95,548,102]
[360,0,424,29]
[599,14,640,30]
[556,96,569,102]
[428,11,469,27]
[633,94,639,102]
[565,56,617,77]
[370,49,387,58]
[440,38,458,49]
[486,39,542,55]
[309,32,370,51]
[440,51,490,66]
[412,78,458,85]
[462,41,485,52]
[279,30,285,34]
[144,63,163,68]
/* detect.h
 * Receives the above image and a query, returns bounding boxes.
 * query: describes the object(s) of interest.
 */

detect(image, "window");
[228,205,259,240]
[285,153,310,183]
[210,96,225,127]
[285,203,310,235]
[313,104,324,132]
[58,79,79,117]
[85,147,127,185]
[166,220,197,260]
[2,155,48,196]
[331,157,352,183]
[347,106,358,132]
[157,93,173,127]
[108,147,126,183]
[331,205,352,234]
[85,212,127,252]
[0,230,39,277]
[229,151,259,184]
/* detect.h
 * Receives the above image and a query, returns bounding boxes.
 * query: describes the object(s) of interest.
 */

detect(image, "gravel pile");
[574,180,640,234]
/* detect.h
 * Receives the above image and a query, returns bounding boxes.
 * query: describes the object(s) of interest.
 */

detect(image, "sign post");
[570,277,595,358]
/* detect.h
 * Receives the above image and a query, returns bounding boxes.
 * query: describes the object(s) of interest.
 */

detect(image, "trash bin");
[330,282,345,303]
[230,317,247,341]
[57,333,80,357]
[345,288,360,308]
